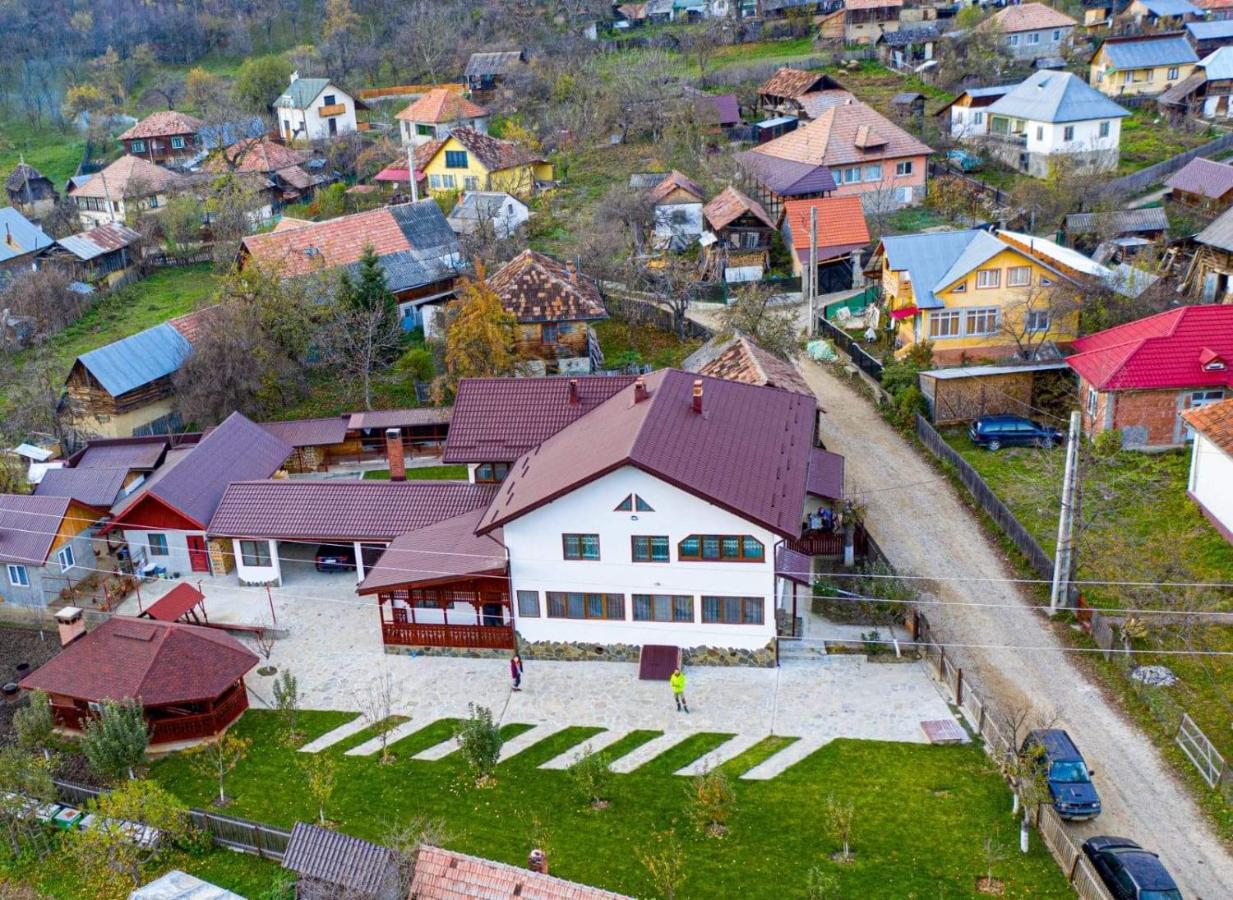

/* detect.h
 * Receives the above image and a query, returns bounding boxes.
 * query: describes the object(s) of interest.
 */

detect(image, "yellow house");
[419,127,552,199]
[872,229,1080,366]
[1089,33,1199,97]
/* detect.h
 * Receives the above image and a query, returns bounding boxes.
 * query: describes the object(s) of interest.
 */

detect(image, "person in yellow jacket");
[670,667,689,713]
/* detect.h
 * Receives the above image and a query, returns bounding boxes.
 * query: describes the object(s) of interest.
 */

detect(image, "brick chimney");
[634,376,649,403]
[528,848,548,874]
[385,428,406,482]
[692,379,703,414]
[55,606,86,647]
[568,378,579,404]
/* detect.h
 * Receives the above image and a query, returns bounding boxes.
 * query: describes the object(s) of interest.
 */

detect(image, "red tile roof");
[209,137,308,174]
[1165,157,1233,200]
[396,88,488,123]
[207,480,497,541]
[486,249,607,323]
[167,306,219,343]
[442,376,637,463]
[980,2,1077,33]
[477,369,816,538]
[758,67,843,100]
[1182,396,1233,455]
[358,508,506,593]
[410,846,632,900]
[703,185,775,232]
[0,494,80,565]
[783,196,871,255]
[118,110,205,141]
[693,335,813,396]
[1066,306,1233,392]
[19,617,257,706]
[241,206,413,278]
[69,155,188,199]
[757,101,933,168]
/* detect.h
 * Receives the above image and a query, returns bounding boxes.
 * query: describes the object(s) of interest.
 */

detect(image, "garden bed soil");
[0,625,61,744]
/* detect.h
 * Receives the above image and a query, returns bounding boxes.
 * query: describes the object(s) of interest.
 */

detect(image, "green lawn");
[363,465,469,480]
[593,319,702,370]
[942,430,1233,762]
[148,710,1071,899]
[0,122,87,199]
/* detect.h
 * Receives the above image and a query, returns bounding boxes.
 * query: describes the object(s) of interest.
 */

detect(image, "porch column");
[354,541,365,584]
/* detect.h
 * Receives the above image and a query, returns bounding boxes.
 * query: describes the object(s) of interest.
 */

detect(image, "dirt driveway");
[798,358,1232,899]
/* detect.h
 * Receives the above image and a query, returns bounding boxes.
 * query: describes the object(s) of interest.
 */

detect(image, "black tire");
[987,439,1001,451]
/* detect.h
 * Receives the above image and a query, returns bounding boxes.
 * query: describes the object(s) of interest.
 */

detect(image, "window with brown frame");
[562,534,600,560]
[631,535,670,562]
[474,462,510,483]
[701,596,764,625]
[546,592,625,619]
[677,534,764,561]
[633,594,694,622]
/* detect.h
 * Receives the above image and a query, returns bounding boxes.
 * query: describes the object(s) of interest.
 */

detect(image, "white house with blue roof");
[274,73,362,144]
[972,70,1130,178]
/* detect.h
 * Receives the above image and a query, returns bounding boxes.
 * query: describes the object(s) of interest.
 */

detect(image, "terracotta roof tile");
[783,196,870,255]
[241,206,410,277]
[445,127,543,173]
[981,2,1077,32]
[694,335,813,395]
[397,88,488,123]
[410,846,632,899]
[118,110,205,141]
[487,250,607,323]
[209,137,308,174]
[703,185,775,231]
[758,67,842,100]
[68,155,188,199]
[19,617,257,705]
[646,170,705,205]
[757,101,932,168]
[1183,396,1233,456]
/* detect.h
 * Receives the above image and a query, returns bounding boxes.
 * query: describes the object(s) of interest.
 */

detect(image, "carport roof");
[358,508,506,593]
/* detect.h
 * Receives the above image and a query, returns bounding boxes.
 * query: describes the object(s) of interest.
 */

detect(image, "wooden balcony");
[51,681,250,745]
[382,621,515,650]
[318,103,346,117]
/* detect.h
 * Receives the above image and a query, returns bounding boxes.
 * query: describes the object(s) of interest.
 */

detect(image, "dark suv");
[1082,836,1182,899]
[1021,729,1101,820]
[314,543,356,573]
[969,415,1063,451]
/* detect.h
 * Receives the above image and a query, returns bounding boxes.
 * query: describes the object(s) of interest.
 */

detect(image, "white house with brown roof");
[396,88,489,146]
[647,170,707,247]
[68,155,188,228]
[978,3,1078,62]
[118,111,205,165]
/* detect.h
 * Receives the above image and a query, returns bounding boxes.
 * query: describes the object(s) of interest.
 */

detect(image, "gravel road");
[798,358,1232,899]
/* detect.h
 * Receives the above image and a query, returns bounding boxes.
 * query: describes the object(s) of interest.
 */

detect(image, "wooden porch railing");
[787,526,867,558]
[382,621,515,650]
[51,683,250,744]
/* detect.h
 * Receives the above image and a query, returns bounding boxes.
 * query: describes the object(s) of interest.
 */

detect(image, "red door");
[187,536,210,573]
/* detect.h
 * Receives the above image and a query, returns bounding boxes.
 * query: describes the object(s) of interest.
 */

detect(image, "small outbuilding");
[5,163,58,220]
[281,823,403,900]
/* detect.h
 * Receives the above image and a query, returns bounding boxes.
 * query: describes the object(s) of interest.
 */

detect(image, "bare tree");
[140,75,185,111]
[996,280,1082,361]
[360,663,398,764]
[718,282,802,359]
[0,266,86,339]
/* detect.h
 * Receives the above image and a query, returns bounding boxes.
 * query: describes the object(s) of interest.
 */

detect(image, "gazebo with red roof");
[19,616,257,747]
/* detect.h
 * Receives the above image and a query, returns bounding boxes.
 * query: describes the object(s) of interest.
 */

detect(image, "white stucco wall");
[279,83,358,143]
[232,538,282,585]
[949,106,990,139]
[123,528,203,577]
[1027,117,1121,156]
[1189,434,1233,537]
[501,466,781,651]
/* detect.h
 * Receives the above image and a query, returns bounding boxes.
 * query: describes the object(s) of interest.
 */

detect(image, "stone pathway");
[539,728,637,770]
[673,733,767,777]
[344,719,423,757]
[297,714,366,753]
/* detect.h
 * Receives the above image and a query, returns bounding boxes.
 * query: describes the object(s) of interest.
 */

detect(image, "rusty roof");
[69,155,188,199]
[692,335,813,396]
[19,617,257,706]
[358,508,506,593]
[646,169,705,205]
[1183,396,1233,456]
[410,846,632,900]
[758,67,844,100]
[703,185,775,232]
[477,369,816,538]
[208,480,496,541]
[397,88,488,123]
[118,110,205,141]
[758,101,933,167]
[486,249,607,323]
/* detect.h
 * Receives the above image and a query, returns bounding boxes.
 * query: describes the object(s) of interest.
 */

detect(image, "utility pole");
[1050,410,1082,613]
[808,206,818,338]
[406,144,419,203]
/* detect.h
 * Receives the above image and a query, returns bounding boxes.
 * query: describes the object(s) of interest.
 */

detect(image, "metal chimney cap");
[55,606,83,622]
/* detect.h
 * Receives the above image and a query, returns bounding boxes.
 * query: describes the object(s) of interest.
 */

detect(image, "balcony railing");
[987,131,1028,146]
[52,683,249,745]
[382,621,515,649]
[318,103,346,117]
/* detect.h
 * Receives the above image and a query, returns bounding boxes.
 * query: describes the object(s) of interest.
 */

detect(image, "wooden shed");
[919,362,1072,426]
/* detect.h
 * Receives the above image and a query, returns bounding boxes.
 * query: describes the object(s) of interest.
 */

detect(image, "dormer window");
[1200,348,1226,371]
[615,494,653,512]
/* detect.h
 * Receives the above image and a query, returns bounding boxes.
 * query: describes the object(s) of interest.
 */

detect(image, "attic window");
[1200,348,1226,371]
[615,494,654,512]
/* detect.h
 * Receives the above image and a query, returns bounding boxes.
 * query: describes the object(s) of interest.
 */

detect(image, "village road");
[797,358,1233,899]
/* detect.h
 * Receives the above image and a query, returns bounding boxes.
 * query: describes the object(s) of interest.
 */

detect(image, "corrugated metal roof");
[73,440,169,470]
[921,361,1071,380]
[465,51,524,77]
[129,869,245,900]
[75,323,192,398]
[1138,0,1200,15]
[34,466,128,507]
[987,70,1130,124]
[0,493,74,565]
[1195,203,1233,251]
[1187,19,1233,39]
[275,77,330,110]
[806,447,844,500]
[1200,45,1233,80]
[281,824,398,894]
[259,417,349,447]
[1102,34,1198,69]
[56,223,141,262]
[0,207,52,263]
[1064,206,1169,234]
[879,230,990,309]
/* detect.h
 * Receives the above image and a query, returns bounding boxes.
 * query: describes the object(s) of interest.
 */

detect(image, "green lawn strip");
[500,726,606,770]
[716,735,800,778]
[151,712,1068,897]
[632,732,735,777]
[326,714,412,755]
[382,718,462,758]
[362,465,469,481]
[294,710,363,745]
[589,729,663,768]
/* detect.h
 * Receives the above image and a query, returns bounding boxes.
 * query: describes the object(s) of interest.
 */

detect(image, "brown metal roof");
[207,480,497,541]
[478,369,816,538]
[1165,156,1233,200]
[445,127,544,173]
[19,617,257,706]
[702,185,775,232]
[442,376,637,463]
[260,417,349,447]
[358,508,505,593]
[806,447,844,500]
[486,249,607,323]
[281,823,398,895]
[646,170,705,205]
[0,494,77,565]
[34,466,128,507]
[71,438,172,471]
[411,845,632,900]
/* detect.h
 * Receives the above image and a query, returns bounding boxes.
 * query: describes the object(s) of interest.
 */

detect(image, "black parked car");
[314,544,356,573]
[1082,836,1182,900]
[1021,729,1101,820]
[969,415,1063,451]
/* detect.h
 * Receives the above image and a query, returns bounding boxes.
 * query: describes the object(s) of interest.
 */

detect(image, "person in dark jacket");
[510,654,524,691]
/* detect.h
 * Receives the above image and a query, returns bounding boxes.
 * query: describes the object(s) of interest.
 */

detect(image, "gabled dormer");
[1200,347,1227,372]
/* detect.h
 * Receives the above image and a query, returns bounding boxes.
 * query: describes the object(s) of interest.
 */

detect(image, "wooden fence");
[1105,130,1233,198]
[357,82,464,100]
[51,779,292,861]
[927,161,1011,208]
[816,316,884,382]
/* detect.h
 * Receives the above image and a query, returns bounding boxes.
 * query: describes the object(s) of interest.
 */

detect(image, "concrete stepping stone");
[739,735,832,781]
[538,728,632,770]
[673,733,767,777]
[297,714,368,753]
[608,732,695,774]
[411,736,460,761]
[344,719,422,757]
[497,724,567,762]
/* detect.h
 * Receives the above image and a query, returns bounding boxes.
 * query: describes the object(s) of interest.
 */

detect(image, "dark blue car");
[1022,729,1101,820]
[969,415,1063,451]
[1083,836,1183,900]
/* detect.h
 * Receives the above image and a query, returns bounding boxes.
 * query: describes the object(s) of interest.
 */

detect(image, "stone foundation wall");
[382,638,779,667]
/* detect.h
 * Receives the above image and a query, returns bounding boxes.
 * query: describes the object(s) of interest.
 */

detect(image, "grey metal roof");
[465,51,524,77]
[1194,205,1233,252]
[1138,0,1199,15]
[629,172,669,189]
[879,230,993,309]
[1187,20,1233,40]
[880,25,941,46]
[987,71,1130,124]
[966,85,1015,98]
[1102,35,1198,69]
[342,201,466,295]
[1064,206,1169,234]
[281,823,398,895]
[275,77,330,110]
[922,361,1071,380]
[56,223,141,262]
[0,207,52,263]
[1200,45,1233,80]
[76,323,191,397]
[934,230,1010,292]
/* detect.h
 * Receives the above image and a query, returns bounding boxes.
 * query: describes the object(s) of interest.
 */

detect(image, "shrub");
[687,763,735,837]
[568,746,612,809]
[396,347,435,383]
[13,690,54,758]
[1092,428,1122,459]
[272,669,301,743]
[455,704,503,783]
[82,698,149,782]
